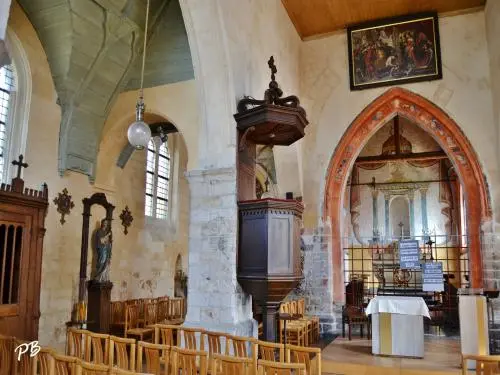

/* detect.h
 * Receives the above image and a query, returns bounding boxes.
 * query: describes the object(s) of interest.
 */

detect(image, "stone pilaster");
[372,190,379,240]
[409,190,415,238]
[384,194,390,239]
[184,167,256,337]
[420,188,429,237]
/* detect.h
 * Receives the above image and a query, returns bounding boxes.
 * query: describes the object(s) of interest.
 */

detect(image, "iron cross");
[12,154,28,178]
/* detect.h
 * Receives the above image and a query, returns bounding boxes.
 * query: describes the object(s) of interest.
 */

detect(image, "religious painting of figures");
[347,13,442,90]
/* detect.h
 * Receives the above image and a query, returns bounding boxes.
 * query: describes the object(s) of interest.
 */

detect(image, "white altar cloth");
[366,296,430,317]
[366,296,429,358]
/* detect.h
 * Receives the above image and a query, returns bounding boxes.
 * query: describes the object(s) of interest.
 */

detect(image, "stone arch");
[324,87,491,300]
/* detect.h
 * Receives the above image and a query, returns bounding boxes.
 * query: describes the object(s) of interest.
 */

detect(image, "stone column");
[420,187,429,237]
[372,190,379,240]
[409,191,415,238]
[184,167,255,337]
[384,194,390,239]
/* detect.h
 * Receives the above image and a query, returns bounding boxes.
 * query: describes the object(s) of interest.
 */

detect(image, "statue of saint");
[92,218,112,282]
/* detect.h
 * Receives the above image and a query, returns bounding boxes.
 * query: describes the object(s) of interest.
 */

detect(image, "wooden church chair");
[53,353,78,375]
[67,328,89,359]
[169,298,185,323]
[75,359,109,375]
[144,301,158,328]
[171,346,208,375]
[257,360,306,375]
[32,347,56,375]
[279,302,307,346]
[286,344,322,375]
[110,301,126,336]
[462,354,500,374]
[0,334,14,375]
[109,368,137,375]
[256,340,285,362]
[178,327,205,350]
[136,340,171,375]
[203,331,231,372]
[13,338,36,375]
[154,324,180,347]
[85,332,110,365]
[125,304,153,341]
[342,279,370,340]
[109,335,136,371]
[227,334,256,358]
[157,300,170,323]
[211,353,255,375]
[297,298,320,343]
[344,305,371,341]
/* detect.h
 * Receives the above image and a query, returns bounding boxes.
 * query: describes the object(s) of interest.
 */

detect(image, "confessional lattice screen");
[0,223,23,305]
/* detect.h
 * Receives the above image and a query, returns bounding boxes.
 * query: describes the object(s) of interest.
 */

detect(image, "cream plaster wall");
[299,11,499,228]
[485,1,500,164]
[7,2,196,350]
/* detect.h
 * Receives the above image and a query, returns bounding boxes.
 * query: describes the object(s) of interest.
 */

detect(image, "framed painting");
[347,12,442,91]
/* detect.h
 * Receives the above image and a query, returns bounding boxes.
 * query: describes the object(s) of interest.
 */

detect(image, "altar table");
[366,296,430,358]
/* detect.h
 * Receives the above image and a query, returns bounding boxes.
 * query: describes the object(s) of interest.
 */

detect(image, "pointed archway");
[324,87,491,301]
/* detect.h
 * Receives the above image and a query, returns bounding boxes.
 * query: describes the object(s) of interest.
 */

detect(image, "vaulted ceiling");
[281,0,486,39]
[18,0,193,181]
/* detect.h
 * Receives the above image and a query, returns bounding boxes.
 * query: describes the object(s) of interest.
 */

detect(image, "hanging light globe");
[127,97,151,149]
[126,0,152,150]
[128,119,151,149]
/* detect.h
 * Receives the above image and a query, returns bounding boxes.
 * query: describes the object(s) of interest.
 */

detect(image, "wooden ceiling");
[281,0,486,39]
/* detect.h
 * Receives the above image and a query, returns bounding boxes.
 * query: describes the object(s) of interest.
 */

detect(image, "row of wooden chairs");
[279,299,320,347]
[65,325,321,375]
[110,297,185,337]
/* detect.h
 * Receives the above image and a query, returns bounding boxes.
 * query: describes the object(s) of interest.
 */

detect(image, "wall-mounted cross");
[398,222,404,238]
[12,154,28,178]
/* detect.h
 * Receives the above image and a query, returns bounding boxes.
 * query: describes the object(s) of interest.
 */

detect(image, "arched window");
[145,137,171,219]
[0,64,15,181]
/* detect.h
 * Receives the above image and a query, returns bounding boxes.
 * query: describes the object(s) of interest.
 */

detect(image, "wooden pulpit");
[238,198,304,342]
[234,56,308,342]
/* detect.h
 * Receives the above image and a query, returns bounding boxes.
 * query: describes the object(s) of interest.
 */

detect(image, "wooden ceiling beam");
[355,150,447,164]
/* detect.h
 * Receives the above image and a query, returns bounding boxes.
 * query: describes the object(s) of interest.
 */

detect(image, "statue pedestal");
[87,280,113,333]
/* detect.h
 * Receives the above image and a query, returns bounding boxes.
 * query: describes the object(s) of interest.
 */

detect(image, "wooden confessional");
[0,156,48,340]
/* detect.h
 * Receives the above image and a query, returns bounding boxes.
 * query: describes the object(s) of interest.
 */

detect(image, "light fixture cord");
[139,0,151,99]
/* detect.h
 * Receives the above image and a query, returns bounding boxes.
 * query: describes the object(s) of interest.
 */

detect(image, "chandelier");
[127,0,152,149]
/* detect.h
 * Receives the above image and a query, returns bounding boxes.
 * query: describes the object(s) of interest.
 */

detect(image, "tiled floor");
[321,336,463,375]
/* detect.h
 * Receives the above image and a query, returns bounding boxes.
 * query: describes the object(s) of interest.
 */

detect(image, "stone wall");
[289,228,337,334]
